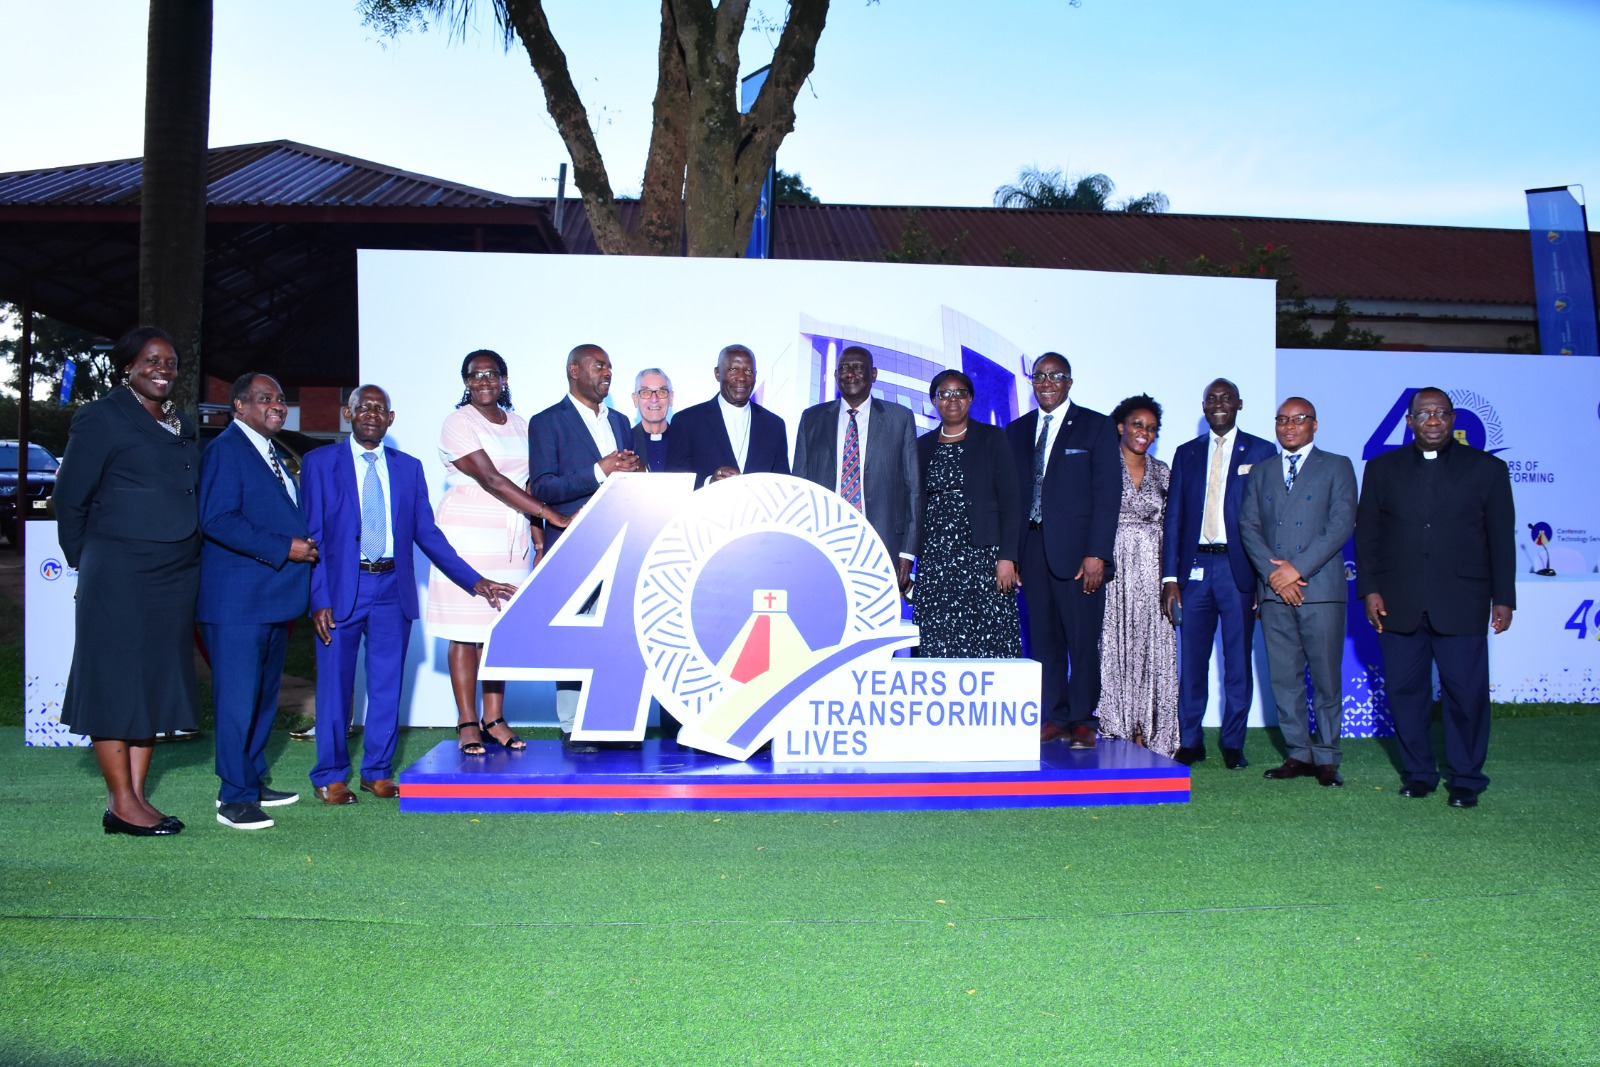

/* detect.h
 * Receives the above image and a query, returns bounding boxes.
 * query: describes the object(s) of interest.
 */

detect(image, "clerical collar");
[1422,450,1438,460]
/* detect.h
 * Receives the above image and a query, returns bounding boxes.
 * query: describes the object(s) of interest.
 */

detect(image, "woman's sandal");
[481,717,527,751]
[456,721,487,756]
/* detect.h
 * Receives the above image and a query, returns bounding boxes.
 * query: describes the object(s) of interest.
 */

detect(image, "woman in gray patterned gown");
[1098,394,1179,756]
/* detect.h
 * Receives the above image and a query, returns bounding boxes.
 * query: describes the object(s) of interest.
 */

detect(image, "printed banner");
[24,522,89,746]
[1525,187,1599,356]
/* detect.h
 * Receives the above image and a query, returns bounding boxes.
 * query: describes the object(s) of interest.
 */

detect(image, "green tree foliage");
[773,169,819,203]
[1141,232,1383,349]
[993,165,1168,214]
[0,305,116,405]
[881,209,966,265]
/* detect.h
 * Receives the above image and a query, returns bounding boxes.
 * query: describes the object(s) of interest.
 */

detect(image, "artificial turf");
[2,717,1597,1067]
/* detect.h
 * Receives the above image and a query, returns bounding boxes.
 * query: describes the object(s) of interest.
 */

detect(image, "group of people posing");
[52,329,1515,837]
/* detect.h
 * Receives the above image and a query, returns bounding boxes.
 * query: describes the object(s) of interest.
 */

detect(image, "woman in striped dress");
[425,350,567,754]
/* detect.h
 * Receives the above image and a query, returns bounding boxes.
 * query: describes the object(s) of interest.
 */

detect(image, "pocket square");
[1237,463,1252,474]
[1060,448,1087,456]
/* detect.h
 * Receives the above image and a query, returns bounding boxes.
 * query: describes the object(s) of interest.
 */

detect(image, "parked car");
[0,440,61,544]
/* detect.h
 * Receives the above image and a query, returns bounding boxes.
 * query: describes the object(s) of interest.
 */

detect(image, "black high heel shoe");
[481,717,527,751]
[103,810,182,837]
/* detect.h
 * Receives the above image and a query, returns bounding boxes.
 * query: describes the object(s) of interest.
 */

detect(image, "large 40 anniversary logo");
[480,473,917,760]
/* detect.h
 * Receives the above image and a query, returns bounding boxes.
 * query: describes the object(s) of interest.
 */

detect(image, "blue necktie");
[361,452,386,562]
[1029,413,1052,523]
[1286,453,1300,491]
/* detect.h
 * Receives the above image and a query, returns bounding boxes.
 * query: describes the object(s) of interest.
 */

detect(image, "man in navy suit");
[302,385,517,804]
[1161,378,1278,768]
[1005,353,1121,749]
[199,373,320,831]
[666,344,790,485]
[529,344,641,750]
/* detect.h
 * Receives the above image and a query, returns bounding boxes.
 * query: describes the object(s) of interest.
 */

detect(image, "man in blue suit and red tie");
[1161,378,1278,768]
[199,373,320,831]
[302,385,517,805]
[529,344,642,750]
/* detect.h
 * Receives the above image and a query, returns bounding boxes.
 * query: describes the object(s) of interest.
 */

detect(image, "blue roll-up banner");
[58,361,75,406]
[740,66,773,261]
[1525,186,1599,356]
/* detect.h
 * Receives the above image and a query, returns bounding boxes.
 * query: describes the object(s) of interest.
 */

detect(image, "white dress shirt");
[349,435,394,562]
[236,420,297,505]
[571,394,618,484]
[1280,441,1315,486]
[717,394,753,473]
[834,398,872,509]
[1202,425,1238,546]
[1036,404,1067,474]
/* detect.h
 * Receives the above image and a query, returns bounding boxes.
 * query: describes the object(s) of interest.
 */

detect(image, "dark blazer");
[1239,447,1358,605]
[794,398,922,558]
[197,422,310,625]
[666,397,789,485]
[916,422,1019,559]
[301,441,481,623]
[528,395,633,518]
[1161,428,1278,593]
[53,388,199,568]
[1355,443,1516,634]
[1005,403,1121,578]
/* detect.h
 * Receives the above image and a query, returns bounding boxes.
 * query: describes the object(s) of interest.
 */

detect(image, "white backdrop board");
[1276,348,1600,719]
[358,251,1277,727]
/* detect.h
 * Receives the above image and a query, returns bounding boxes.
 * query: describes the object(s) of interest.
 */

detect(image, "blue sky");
[3,0,1597,229]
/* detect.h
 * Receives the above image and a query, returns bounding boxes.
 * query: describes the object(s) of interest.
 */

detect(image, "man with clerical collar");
[1356,387,1515,809]
[630,368,674,472]
[666,344,790,486]
[792,346,920,594]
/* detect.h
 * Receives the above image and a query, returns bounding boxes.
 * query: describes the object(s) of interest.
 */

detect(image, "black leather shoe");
[1263,758,1316,780]
[103,810,181,837]
[1222,748,1249,770]
[1398,781,1435,799]
[1173,745,1207,766]
[1315,764,1344,788]
[561,731,601,754]
[1446,787,1479,809]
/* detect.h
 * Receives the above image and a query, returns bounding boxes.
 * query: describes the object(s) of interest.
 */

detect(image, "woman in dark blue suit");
[54,326,200,836]
[913,369,1022,658]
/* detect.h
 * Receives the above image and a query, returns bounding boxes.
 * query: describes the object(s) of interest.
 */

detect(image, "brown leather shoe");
[1262,758,1317,780]
[1068,723,1097,750]
[360,778,400,799]
[1040,722,1069,744]
[315,781,357,805]
[1315,764,1344,788]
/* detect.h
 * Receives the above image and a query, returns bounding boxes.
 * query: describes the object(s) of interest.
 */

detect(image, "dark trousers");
[1176,551,1256,750]
[1379,616,1491,793]
[311,568,409,787]
[1020,526,1104,728]
[202,621,289,806]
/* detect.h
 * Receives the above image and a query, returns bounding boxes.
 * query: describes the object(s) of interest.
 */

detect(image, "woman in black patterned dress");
[912,370,1022,658]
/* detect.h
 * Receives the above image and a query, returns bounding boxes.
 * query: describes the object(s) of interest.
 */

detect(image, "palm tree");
[993,166,1167,214]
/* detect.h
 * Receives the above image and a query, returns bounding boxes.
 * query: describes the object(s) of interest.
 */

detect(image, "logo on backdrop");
[1362,387,1508,460]
[39,559,63,581]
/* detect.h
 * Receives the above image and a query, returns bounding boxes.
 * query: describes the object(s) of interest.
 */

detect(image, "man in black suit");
[792,346,921,594]
[1356,387,1515,809]
[528,344,641,751]
[666,344,789,485]
[629,367,673,472]
[1005,353,1121,749]
[1161,378,1278,769]
[1240,397,1358,788]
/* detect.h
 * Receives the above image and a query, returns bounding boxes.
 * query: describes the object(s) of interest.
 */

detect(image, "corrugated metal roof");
[0,139,542,211]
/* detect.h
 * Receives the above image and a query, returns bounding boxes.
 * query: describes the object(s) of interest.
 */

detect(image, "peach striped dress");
[424,405,534,642]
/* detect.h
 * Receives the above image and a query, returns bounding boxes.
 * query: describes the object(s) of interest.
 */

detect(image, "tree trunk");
[139,0,212,416]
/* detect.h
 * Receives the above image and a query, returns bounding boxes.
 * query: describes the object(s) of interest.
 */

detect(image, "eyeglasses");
[1273,414,1314,426]
[1410,409,1453,422]
[351,402,390,416]
[1031,371,1069,383]
[466,369,502,382]
[636,387,671,399]
[935,389,971,401]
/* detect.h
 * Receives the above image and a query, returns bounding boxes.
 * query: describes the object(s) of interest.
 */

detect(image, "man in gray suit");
[1240,396,1358,787]
[792,346,921,594]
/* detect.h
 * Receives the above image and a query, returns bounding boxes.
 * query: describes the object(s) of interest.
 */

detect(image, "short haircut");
[1407,387,1452,416]
[1207,377,1241,401]
[348,384,391,409]
[1034,351,1072,376]
[634,367,673,392]
[567,343,605,368]
[838,345,874,366]
[929,368,974,400]
[230,372,279,408]
[109,325,179,375]
[1111,393,1163,427]
[718,344,754,365]
[1280,395,1316,420]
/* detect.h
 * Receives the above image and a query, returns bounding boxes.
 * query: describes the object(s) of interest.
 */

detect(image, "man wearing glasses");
[1239,397,1357,788]
[1355,388,1515,809]
[1005,353,1121,749]
[630,369,674,472]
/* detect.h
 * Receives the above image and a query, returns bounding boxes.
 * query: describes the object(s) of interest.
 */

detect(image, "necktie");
[267,441,286,488]
[1029,413,1052,523]
[361,452,386,562]
[1286,453,1301,491]
[841,408,863,511]
[1201,436,1227,543]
